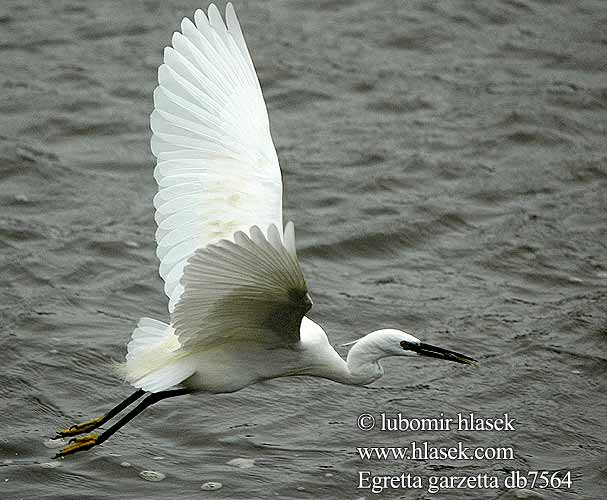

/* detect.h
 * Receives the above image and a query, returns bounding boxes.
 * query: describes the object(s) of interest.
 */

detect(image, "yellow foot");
[53,434,100,459]
[54,416,105,439]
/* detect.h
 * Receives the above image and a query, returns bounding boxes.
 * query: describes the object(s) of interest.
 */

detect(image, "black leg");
[53,388,192,458]
[54,389,146,439]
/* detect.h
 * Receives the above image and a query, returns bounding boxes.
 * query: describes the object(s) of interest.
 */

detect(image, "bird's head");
[345,329,477,365]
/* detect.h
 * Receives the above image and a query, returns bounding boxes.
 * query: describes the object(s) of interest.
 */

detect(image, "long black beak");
[400,341,477,365]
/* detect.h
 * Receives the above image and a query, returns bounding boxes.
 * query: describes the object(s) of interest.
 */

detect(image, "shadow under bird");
[52,3,477,458]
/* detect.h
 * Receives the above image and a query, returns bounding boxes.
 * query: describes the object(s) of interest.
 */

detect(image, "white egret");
[53,3,476,458]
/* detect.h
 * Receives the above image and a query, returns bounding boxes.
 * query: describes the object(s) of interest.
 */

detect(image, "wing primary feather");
[225,3,261,91]
[151,4,284,311]
[267,224,282,250]
[284,221,297,259]
[265,224,301,284]
[243,227,295,286]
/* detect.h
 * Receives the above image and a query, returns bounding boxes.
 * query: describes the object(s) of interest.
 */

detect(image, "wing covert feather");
[173,224,311,350]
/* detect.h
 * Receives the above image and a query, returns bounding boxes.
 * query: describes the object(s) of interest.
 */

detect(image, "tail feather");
[119,317,196,393]
[127,318,174,358]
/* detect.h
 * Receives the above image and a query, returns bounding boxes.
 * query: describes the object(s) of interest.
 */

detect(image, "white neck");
[345,337,386,384]
[322,328,423,385]
[321,334,389,386]
[296,324,419,386]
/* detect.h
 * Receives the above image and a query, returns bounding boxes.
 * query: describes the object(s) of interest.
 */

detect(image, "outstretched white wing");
[151,3,282,312]
[173,223,311,350]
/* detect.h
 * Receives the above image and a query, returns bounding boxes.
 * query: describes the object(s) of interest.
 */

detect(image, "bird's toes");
[53,434,100,459]
[54,416,105,439]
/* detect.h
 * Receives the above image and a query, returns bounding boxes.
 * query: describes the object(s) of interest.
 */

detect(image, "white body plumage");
[51,3,476,461]
[120,3,475,396]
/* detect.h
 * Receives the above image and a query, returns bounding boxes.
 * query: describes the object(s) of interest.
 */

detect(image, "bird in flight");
[53,3,476,459]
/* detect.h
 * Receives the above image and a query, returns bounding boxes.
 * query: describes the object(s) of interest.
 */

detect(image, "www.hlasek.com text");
[357,441,514,461]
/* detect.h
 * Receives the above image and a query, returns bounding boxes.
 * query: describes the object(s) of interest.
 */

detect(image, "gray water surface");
[1,0,606,498]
